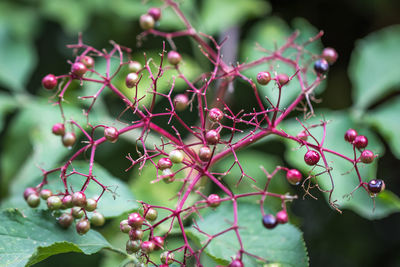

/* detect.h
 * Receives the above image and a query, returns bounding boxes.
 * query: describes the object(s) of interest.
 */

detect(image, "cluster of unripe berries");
[24,188,105,235]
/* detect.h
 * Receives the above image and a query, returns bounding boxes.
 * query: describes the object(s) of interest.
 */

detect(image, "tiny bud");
[80,56,94,69]
[286,169,302,185]
[71,62,87,77]
[208,108,224,122]
[344,129,358,143]
[120,219,132,233]
[42,74,58,90]
[52,123,65,136]
[277,74,289,86]
[173,94,189,111]
[205,129,220,145]
[126,72,139,88]
[256,71,271,85]
[128,61,141,73]
[90,211,105,226]
[104,126,119,143]
[169,149,184,163]
[40,189,52,200]
[304,150,320,166]
[62,132,76,147]
[148,7,162,21]
[140,14,155,30]
[72,191,87,207]
[76,219,91,235]
[158,157,173,170]
[354,135,368,149]
[322,47,338,64]
[360,150,375,164]
[167,51,182,65]
[199,146,212,162]
[207,194,221,208]
[276,210,288,224]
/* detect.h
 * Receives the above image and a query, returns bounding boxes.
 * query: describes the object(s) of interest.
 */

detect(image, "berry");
[61,194,73,209]
[129,228,144,240]
[297,130,308,141]
[47,196,62,210]
[24,187,37,200]
[71,62,87,77]
[207,194,221,208]
[120,219,131,233]
[205,130,220,145]
[276,210,288,224]
[173,94,189,111]
[229,259,244,267]
[304,150,320,166]
[90,211,105,226]
[314,59,329,74]
[62,132,76,147]
[152,236,164,250]
[27,193,40,208]
[208,108,224,122]
[58,213,74,228]
[360,150,375,164]
[128,61,141,73]
[199,146,212,162]
[126,240,141,254]
[42,74,58,90]
[76,219,91,235]
[262,214,277,229]
[72,191,87,207]
[257,71,271,85]
[40,189,52,200]
[368,179,385,194]
[322,47,338,64]
[72,207,84,219]
[104,126,119,143]
[354,135,368,149]
[144,207,158,221]
[52,123,65,136]
[80,56,94,69]
[126,72,139,88]
[128,212,144,228]
[277,74,289,86]
[169,149,184,164]
[85,198,97,212]
[148,7,162,21]
[141,241,155,254]
[344,129,358,143]
[160,251,175,265]
[167,51,182,65]
[162,168,175,183]
[140,14,155,30]
[286,169,302,185]
[158,157,173,170]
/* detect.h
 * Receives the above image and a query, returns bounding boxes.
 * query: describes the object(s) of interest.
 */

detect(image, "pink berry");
[72,191,87,207]
[344,129,357,143]
[229,259,244,267]
[140,14,155,30]
[24,187,37,200]
[256,71,271,85]
[52,123,65,136]
[322,47,338,64]
[297,130,308,141]
[360,150,375,164]
[354,135,368,149]
[104,126,119,143]
[208,108,223,122]
[167,51,182,65]
[276,210,288,224]
[286,169,302,185]
[128,212,144,228]
[199,146,212,162]
[277,74,289,86]
[205,130,220,145]
[141,240,155,254]
[158,158,173,170]
[62,132,76,147]
[207,194,221,207]
[152,236,164,250]
[42,74,58,90]
[80,56,94,69]
[71,62,87,77]
[125,72,139,88]
[173,94,189,111]
[304,150,320,166]
[148,7,162,21]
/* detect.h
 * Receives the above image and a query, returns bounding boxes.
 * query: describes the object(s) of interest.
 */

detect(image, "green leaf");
[365,96,400,159]
[349,25,400,110]
[283,110,400,219]
[200,0,271,34]
[186,202,309,267]
[0,208,112,267]
[0,92,17,132]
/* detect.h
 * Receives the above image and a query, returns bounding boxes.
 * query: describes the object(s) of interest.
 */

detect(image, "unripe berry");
[76,219,91,235]
[158,157,173,170]
[72,191,87,207]
[277,74,289,86]
[152,236,164,250]
[304,150,320,166]
[354,135,368,149]
[207,194,221,208]
[286,169,302,185]
[128,61,142,73]
[24,187,37,200]
[52,123,65,136]
[125,72,139,88]
[256,71,271,85]
[126,240,141,254]
[208,108,223,122]
[58,213,74,228]
[71,62,87,77]
[322,47,338,64]
[169,150,184,164]
[62,132,76,147]
[85,198,97,212]
[229,259,244,267]
[276,210,288,224]
[120,219,131,233]
[42,74,58,90]
[72,207,84,219]
[80,56,94,69]
[173,94,189,111]
[314,59,329,74]
[144,207,158,221]
[104,126,119,143]
[61,194,73,209]
[368,179,385,194]
[140,14,155,30]
[360,150,375,164]
[205,129,220,145]
[344,129,358,143]
[162,168,175,183]
[148,7,162,21]
[141,241,155,254]
[90,211,105,226]
[129,228,144,240]
[47,196,62,210]
[262,214,277,229]
[160,251,175,265]
[167,51,182,65]
[40,189,52,200]
[297,130,308,141]
[199,146,212,162]
[128,212,144,228]
[27,193,40,208]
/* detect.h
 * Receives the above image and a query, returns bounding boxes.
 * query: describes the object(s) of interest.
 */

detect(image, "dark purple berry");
[158,157,173,170]
[144,207,158,221]
[205,130,220,145]
[126,240,141,254]
[52,123,65,136]
[62,132,76,147]
[80,56,94,69]
[27,193,40,208]
[72,191,87,207]
[128,212,144,228]
[208,108,224,122]
[104,126,119,143]
[141,241,155,254]
[47,196,62,210]
[262,214,277,229]
[173,94,189,111]
[152,236,164,250]
[199,146,212,162]
[76,219,91,235]
[207,194,221,208]
[167,51,182,65]
[58,213,73,228]
[344,129,358,143]
[354,135,368,149]
[360,150,375,164]
[71,62,87,77]
[129,228,144,240]
[120,219,131,233]
[368,179,385,194]
[314,59,329,74]
[90,211,105,226]
[304,150,320,166]
[277,74,289,86]
[125,72,139,88]
[276,210,288,224]
[229,259,244,267]
[286,169,302,185]
[148,7,162,21]
[140,14,155,30]
[40,189,52,200]
[257,71,271,85]
[42,74,58,90]
[322,47,338,64]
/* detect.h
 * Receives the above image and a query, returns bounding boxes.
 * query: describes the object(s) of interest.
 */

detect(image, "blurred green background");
[1,0,400,266]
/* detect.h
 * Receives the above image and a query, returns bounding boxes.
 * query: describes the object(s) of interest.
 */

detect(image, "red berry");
[344,129,357,142]
[229,259,244,267]
[173,94,189,111]
[148,7,162,21]
[199,146,212,162]
[126,72,139,88]
[80,56,94,69]
[76,219,91,235]
[368,179,385,194]
[360,150,375,164]
[141,241,155,254]
[152,236,164,250]
[208,108,224,122]
[262,214,277,229]
[52,123,65,136]
[322,47,338,64]
[71,62,87,77]
[62,132,76,147]
[304,150,320,166]
[276,210,288,224]
[158,157,173,170]
[277,74,289,86]
[354,135,368,149]
[128,212,144,228]
[42,74,58,90]
[286,169,302,185]
[72,191,87,207]
[256,71,271,85]
[140,14,155,30]
[167,51,182,65]
[104,126,119,143]
[207,194,221,208]
[205,130,220,145]
[58,213,74,228]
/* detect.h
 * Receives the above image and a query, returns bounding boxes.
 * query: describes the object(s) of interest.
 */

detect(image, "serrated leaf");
[349,25,400,109]
[186,202,308,267]
[0,208,112,267]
